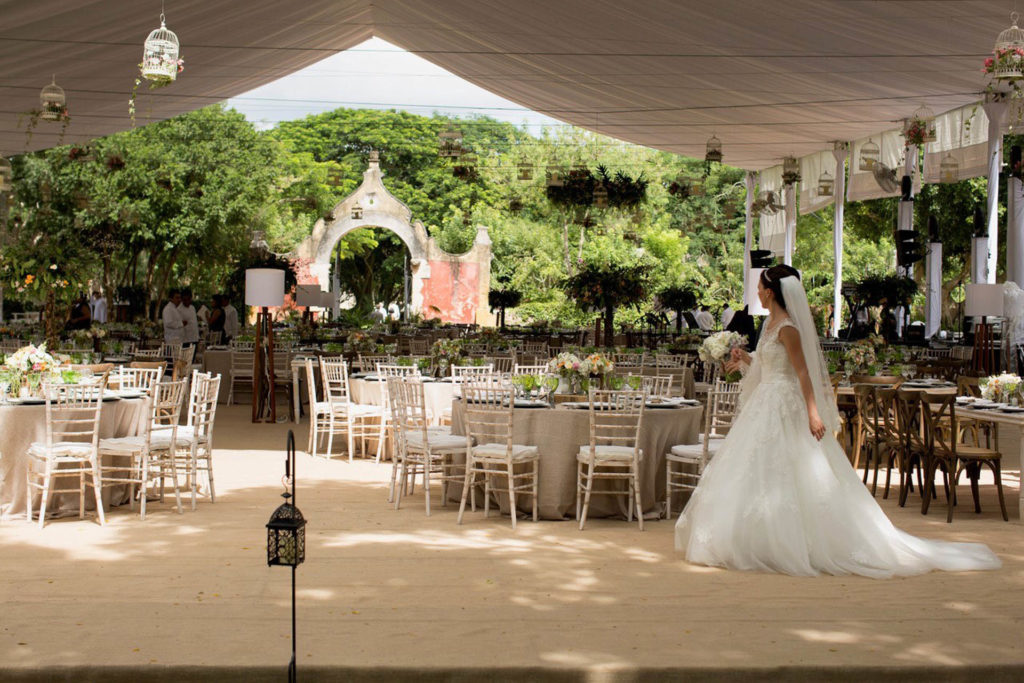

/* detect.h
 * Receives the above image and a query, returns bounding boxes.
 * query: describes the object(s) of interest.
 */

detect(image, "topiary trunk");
[604,305,615,349]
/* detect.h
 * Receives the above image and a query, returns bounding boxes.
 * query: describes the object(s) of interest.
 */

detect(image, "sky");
[226,38,563,132]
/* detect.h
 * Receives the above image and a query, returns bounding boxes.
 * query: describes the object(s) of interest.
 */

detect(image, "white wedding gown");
[675,319,1001,578]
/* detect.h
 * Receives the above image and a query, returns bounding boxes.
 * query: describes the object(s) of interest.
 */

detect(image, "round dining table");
[448,399,702,520]
[0,396,148,521]
[350,376,456,425]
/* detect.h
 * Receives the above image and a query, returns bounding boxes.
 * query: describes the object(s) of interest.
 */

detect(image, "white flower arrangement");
[698,331,747,364]
[579,352,614,376]
[981,373,1022,402]
[4,343,59,374]
[548,352,583,377]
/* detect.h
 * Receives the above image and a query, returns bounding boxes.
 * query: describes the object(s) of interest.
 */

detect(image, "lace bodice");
[755,317,798,382]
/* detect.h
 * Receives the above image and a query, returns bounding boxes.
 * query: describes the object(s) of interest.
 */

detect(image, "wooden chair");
[665,380,741,519]
[165,372,222,510]
[920,393,1008,523]
[109,365,164,394]
[226,349,255,405]
[26,383,106,528]
[304,359,333,459]
[458,384,539,529]
[852,384,900,492]
[577,389,646,530]
[319,357,382,461]
[452,364,495,382]
[628,373,673,398]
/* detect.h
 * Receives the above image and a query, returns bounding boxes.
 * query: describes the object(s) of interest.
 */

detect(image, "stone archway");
[293,151,494,325]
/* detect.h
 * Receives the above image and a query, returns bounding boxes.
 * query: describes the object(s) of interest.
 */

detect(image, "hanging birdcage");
[939,153,959,183]
[438,125,463,158]
[351,202,363,219]
[817,170,834,197]
[569,162,589,180]
[453,153,478,180]
[782,156,801,186]
[859,139,880,171]
[910,105,937,142]
[39,76,66,121]
[0,156,11,192]
[546,165,564,188]
[668,173,690,198]
[141,13,181,83]
[705,135,723,164]
[992,12,1024,80]
[517,160,533,181]
[592,182,609,208]
[509,197,523,213]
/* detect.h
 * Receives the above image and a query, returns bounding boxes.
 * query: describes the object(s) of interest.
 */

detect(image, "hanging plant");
[902,117,935,147]
[19,106,71,151]
[129,57,184,126]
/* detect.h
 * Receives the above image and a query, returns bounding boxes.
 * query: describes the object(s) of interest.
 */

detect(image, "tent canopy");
[0,0,1009,169]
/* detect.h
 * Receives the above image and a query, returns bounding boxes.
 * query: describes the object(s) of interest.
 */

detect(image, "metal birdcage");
[859,139,880,171]
[817,170,834,197]
[39,76,66,121]
[705,135,723,164]
[782,156,800,186]
[939,153,959,183]
[546,165,564,187]
[911,105,937,142]
[0,156,11,193]
[438,125,463,158]
[592,182,609,208]
[142,13,181,82]
[993,12,1024,79]
[517,160,533,181]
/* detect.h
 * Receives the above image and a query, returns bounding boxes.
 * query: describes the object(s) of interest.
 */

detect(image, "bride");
[674,265,1001,578]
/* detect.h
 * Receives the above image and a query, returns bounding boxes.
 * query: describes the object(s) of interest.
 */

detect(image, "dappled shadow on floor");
[1,405,1023,677]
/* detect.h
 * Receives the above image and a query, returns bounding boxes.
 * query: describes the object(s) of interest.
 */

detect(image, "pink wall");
[420,259,479,324]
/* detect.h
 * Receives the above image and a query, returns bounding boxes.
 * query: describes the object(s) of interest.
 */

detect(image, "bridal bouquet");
[699,331,746,382]
[981,373,1023,404]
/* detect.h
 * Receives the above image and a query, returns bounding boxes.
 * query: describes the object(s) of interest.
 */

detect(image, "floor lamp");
[295,284,321,327]
[246,268,285,423]
[965,283,1004,376]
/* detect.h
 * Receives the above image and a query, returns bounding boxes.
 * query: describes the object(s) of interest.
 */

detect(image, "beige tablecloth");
[202,350,234,404]
[0,397,148,520]
[351,378,455,425]
[449,401,702,520]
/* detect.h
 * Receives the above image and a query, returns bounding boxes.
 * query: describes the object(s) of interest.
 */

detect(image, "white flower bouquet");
[548,352,584,377]
[699,331,747,382]
[981,373,1022,403]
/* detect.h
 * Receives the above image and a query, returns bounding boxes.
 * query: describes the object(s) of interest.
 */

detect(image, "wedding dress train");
[675,318,1001,578]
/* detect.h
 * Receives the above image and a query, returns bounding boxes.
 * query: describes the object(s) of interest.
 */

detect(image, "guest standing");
[162,289,186,344]
[66,294,92,331]
[223,295,240,344]
[89,290,107,324]
[207,296,225,342]
[695,305,715,332]
[179,290,199,347]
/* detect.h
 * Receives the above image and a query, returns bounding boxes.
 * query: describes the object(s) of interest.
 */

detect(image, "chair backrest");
[114,365,164,394]
[706,379,742,441]
[850,374,903,387]
[522,341,548,357]
[230,339,255,352]
[133,348,163,360]
[42,382,104,451]
[920,392,957,457]
[876,387,899,444]
[654,353,685,367]
[462,383,516,455]
[150,377,187,442]
[490,356,515,373]
[377,363,419,378]
[187,373,222,443]
[853,384,883,439]
[394,376,434,445]
[70,363,115,386]
[386,376,409,456]
[702,361,720,385]
[319,357,352,405]
[629,373,673,398]
[161,342,183,360]
[230,350,255,377]
[271,349,291,377]
[356,354,390,373]
[409,338,429,355]
[584,389,645,459]
[514,363,549,376]
[613,352,644,369]
[452,364,495,382]
[130,360,165,373]
[894,388,926,455]
[957,375,981,398]
[206,330,223,346]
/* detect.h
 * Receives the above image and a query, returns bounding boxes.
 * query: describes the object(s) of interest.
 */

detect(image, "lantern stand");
[266,431,307,683]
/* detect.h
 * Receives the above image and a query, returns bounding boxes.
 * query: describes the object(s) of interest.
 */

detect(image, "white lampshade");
[245,268,285,307]
[295,284,322,308]
[965,283,1004,318]
[745,268,770,316]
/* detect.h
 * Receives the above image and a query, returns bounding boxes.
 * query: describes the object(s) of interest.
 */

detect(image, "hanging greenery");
[545,165,646,209]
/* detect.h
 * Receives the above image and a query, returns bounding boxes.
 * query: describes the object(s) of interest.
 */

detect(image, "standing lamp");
[965,283,1004,375]
[320,290,334,322]
[295,285,322,326]
[246,268,285,423]
[266,431,306,683]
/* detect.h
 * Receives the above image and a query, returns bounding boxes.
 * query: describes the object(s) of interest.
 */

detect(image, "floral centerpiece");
[431,338,465,376]
[1,343,61,397]
[345,331,377,355]
[845,339,878,375]
[981,373,1023,404]
[548,352,584,393]
[698,331,747,382]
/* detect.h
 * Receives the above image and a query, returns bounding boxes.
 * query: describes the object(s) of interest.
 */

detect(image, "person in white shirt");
[370,302,387,326]
[90,290,107,324]
[223,296,240,343]
[388,301,401,321]
[695,305,715,331]
[721,305,735,330]
[178,290,200,346]
[162,290,186,344]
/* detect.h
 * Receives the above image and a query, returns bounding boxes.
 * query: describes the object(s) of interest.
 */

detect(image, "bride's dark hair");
[760,264,800,310]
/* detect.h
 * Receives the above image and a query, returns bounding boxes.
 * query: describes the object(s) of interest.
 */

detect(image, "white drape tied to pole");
[758,166,785,257]
[798,150,836,215]
[923,105,989,183]
[847,130,920,202]
[831,143,848,339]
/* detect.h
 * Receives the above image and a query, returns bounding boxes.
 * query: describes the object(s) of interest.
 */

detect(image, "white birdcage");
[939,154,959,183]
[782,156,800,185]
[39,76,66,121]
[859,139,880,171]
[438,125,463,158]
[592,182,609,208]
[517,160,533,181]
[546,165,564,187]
[817,170,834,197]
[994,12,1024,80]
[705,135,723,164]
[141,14,181,82]
[0,156,11,192]
[911,105,937,142]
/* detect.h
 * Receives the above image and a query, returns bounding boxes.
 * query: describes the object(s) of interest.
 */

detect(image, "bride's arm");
[725,347,752,373]
[778,326,826,440]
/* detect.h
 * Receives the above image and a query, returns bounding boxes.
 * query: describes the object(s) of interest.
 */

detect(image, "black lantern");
[267,431,306,682]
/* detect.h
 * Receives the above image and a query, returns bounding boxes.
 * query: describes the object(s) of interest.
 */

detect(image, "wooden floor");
[1,405,1022,682]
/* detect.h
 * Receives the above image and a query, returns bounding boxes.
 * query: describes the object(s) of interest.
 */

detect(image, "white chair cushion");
[27,442,95,459]
[407,431,466,452]
[152,426,208,446]
[331,402,381,417]
[577,445,641,463]
[668,440,722,461]
[471,442,539,462]
[99,435,146,454]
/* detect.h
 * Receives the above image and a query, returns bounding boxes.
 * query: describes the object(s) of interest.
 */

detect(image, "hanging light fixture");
[438,124,463,158]
[859,139,880,171]
[39,76,66,121]
[782,156,801,186]
[0,156,11,193]
[592,182,609,208]
[939,153,959,183]
[141,12,181,84]
[991,12,1024,80]
[817,170,834,197]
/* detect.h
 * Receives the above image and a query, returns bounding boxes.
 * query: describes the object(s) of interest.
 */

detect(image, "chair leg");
[423,456,433,517]
[91,461,106,526]
[633,462,644,531]
[190,445,199,511]
[457,458,473,524]
[387,454,402,503]
[575,462,583,523]
[531,460,538,523]
[991,461,1009,521]
[394,460,408,511]
[967,462,982,514]
[36,461,52,529]
[579,462,595,531]
[347,417,356,463]
[139,454,148,521]
[204,446,216,503]
[507,462,517,530]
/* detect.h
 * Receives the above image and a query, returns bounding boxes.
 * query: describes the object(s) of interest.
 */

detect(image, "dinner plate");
[117,390,144,399]
[999,406,1024,413]
[7,397,46,405]
[563,401,618,410]
[514,399,549,409]
[103,356,132,363]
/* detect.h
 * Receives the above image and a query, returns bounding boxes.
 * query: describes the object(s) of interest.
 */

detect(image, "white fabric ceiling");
[0,0,1012,170]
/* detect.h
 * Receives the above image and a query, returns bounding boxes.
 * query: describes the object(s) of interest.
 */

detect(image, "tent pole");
[783,183,796,266]
[831,143,848,338]
[982,97,1008,284]
[743,172,756,309]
